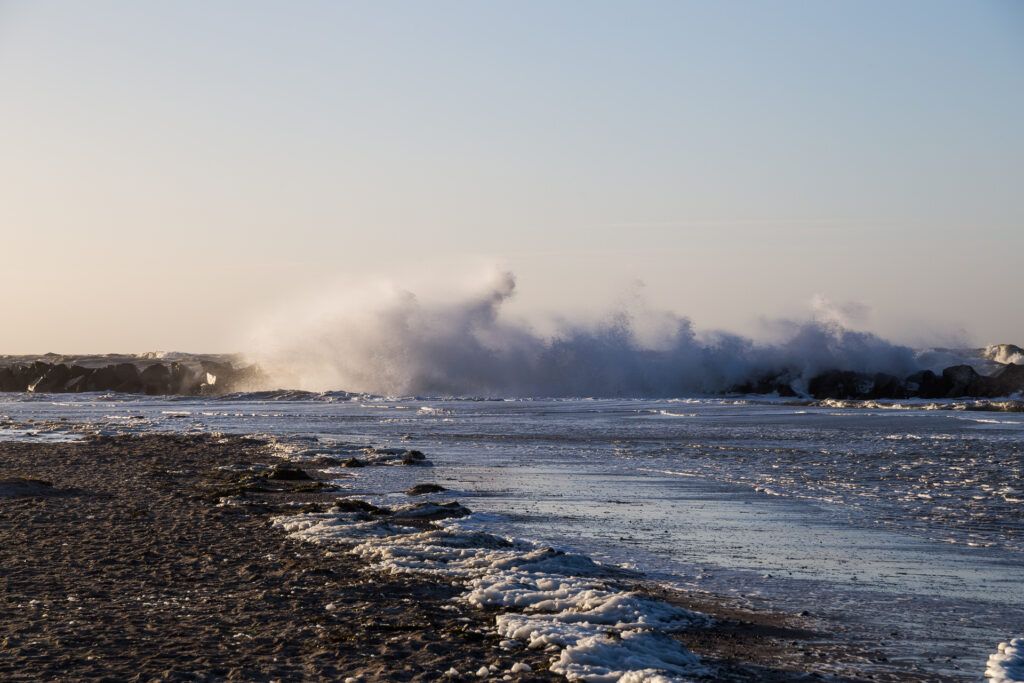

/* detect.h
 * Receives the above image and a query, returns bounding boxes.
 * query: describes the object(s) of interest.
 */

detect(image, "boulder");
[140,364,171,395]
[390,501,471,522]
[807,370,875,399]
[941,364,983,397]
[401,449,427,465]
[85,365,120,392]
[405,483,447,496]
[0,367,19,392]
[986,363,1024,397]
[113,363,142,393]
[904,370,944,398]
[63,373,89,392]
[31,364,71,393]
[266,465,312,481]
[730,372,799,397]
[867,373,907,399]
[333,498,389,515]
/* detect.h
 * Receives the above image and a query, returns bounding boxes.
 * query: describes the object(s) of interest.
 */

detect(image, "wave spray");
[246,271,920,397]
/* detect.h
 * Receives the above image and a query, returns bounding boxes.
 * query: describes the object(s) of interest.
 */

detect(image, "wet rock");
[904,370,944,398]
[0,367,20,392]
[340,457,366,468]
[0,358,265,395]
[63,366,93,392]
[30,364,71,393]
[140,364,172,395]
[168,362,205,394]
[807,370,875,400]
[391,501,471,522]
[867,373,907,399]
[307,455,348,467]
[84,365,118,392]
[730,372,799,397]
[982,363,1024,397]
[941,364,983,397]
[113,363,143,393]
[405,484,447,496]
[266,466,312,481]
[333,499,390,515]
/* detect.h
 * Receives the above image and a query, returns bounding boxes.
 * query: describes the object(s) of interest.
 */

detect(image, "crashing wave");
[247,271,926,397]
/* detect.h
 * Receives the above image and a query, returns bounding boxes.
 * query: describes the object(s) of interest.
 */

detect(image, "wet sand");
[0,433,934,681]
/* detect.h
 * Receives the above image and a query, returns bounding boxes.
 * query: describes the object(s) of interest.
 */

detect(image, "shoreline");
[0,432,949,681]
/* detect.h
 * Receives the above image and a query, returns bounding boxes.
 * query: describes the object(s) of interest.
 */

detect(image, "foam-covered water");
[1,391,1020,680]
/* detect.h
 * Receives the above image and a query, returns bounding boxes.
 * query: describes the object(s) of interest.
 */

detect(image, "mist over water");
[247,272,923,397]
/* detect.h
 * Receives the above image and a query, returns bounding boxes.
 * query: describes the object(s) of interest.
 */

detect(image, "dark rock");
[0,367,19,392]
[266,466,312,481]
[391,501,471,522]
[340,457,366,468]
[308,455,347,467]
[63,374,89,392]
[867,373,907,399]
[140,364,172,395]
[113,363,142,393]
[31,364,71,393]
[731,372,799,397]
[61,365,92,392]
[807,370,875,400]
[333,499,390,515]
[168,362,205,395]
[986,363,1024,397]
[405,484,447,496]
[942,365,982,397]
[775,383,799,398]
[904,370,944,398]
[85,365,119,392]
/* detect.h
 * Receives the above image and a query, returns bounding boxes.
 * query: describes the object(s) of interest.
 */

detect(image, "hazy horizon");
[2,1,1022,354]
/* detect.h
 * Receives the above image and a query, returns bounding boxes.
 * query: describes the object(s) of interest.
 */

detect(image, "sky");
[1,0,1021,353]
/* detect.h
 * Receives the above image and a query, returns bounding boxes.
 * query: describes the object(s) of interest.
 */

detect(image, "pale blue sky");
[1,1,1021,351]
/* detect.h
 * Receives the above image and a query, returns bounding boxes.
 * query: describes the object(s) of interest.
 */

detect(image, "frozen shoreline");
[1,396,1020,681]
[0,427,967,682]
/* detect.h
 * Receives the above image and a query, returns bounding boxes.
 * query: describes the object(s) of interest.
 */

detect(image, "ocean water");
[2,392,1021,680]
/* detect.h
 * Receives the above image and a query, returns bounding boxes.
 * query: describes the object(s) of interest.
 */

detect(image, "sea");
[2,392,1021,681]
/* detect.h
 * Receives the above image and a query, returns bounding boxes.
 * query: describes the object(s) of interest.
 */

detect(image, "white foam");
[987,638,1024,683]
[552,630,703,682]
[274,506,707,681]
[248,270,922,397]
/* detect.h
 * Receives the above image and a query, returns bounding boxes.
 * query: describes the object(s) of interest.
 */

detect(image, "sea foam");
[273,504,709,681]
[987,638,1024,683]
